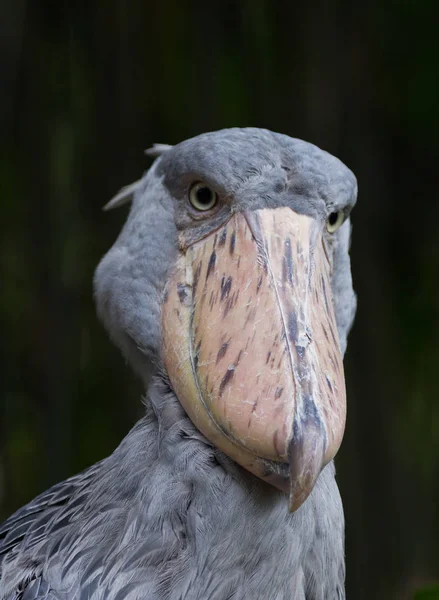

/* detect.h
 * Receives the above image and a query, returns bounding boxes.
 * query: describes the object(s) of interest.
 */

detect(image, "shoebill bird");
[0,128,357,599]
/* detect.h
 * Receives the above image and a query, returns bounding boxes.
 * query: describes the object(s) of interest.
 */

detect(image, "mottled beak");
[162,207,346,511]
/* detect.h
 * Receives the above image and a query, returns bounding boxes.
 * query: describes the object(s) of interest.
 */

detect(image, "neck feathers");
[81,378,345,598]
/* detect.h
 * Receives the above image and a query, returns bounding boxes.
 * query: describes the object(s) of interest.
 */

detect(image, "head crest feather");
[102,180,142,211]
[144,143,173,157]
[103,143,173,210]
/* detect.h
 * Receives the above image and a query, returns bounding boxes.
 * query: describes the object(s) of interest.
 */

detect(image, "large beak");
[162,208,346,511]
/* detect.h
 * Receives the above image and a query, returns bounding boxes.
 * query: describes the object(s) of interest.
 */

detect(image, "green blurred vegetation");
[1,1,438,599]
[414,585,439,600]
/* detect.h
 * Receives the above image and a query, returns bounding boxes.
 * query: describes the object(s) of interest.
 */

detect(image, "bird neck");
[95,377,344,598]
[143,374,288,507]
[147,374,192,433]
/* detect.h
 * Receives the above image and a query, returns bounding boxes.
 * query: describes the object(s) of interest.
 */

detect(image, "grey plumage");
[102,180,143,211]
[144,144,173,158]
[0,128,357,599]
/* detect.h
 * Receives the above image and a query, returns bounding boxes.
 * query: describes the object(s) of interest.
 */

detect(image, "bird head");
[94,128,357,511]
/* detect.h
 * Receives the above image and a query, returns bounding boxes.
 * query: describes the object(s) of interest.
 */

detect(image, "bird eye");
[326,210,344,233]
[188,182,218,211]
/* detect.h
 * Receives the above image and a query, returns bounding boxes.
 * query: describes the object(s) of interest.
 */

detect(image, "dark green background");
[1,2,438,598]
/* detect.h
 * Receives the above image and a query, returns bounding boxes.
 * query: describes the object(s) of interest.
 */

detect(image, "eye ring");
[326,210,344,233]
[188,182,218,212]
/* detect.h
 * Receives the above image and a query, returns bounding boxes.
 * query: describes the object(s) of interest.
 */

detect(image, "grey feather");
[1,128,356,599]
[6,576,60,600]
[144,144,173,157]
[102,180,143,211]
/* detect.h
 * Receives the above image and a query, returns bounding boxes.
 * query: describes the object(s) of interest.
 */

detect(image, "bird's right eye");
[188,182,218,211]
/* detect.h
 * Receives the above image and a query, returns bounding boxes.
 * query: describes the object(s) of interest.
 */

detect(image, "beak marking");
[229,230,236,254]
[216,341,230,364]
[282,238,294,285]
[206,250,217,280]
[218,228,227,247]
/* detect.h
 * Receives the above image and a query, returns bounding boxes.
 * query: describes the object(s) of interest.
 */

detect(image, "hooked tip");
[288,416,326,512]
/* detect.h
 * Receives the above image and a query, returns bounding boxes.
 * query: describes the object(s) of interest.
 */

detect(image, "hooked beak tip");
[287,418,326,512]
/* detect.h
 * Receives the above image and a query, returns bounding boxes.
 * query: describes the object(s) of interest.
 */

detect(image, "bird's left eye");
[188,182,218,211]
[326,210,344,233]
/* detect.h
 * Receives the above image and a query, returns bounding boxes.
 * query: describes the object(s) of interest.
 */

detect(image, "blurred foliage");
[1,1,438,599]
[414,585,439,600]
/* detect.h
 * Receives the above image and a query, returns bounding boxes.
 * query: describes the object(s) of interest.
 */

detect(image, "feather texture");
[0,381,345,599]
